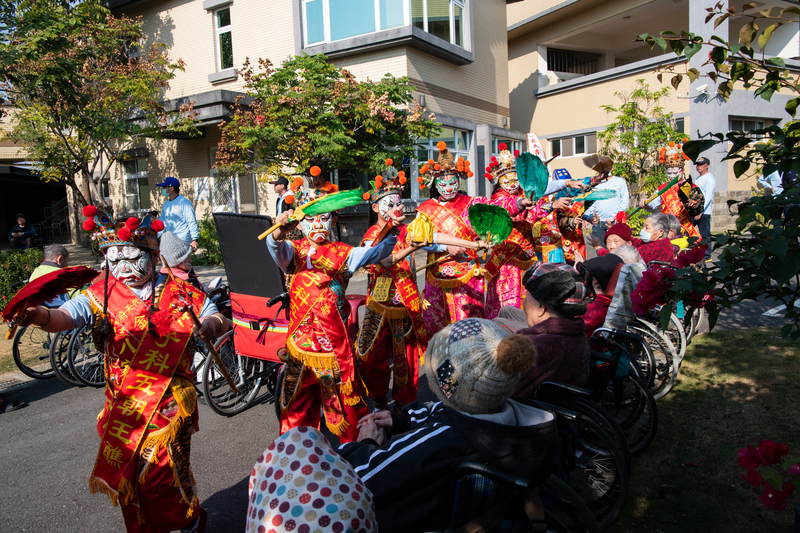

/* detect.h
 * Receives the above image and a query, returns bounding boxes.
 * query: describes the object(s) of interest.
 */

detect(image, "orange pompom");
[419,183,426,189]
[375,175,383,181]
[428,159,435,166]
[437,141,447,151]
[467,171,474,177]
[293,177,304,187]
[398,170,405,178]
[417,176,424,183]
[682,137,688,143]
[668,141,675,147]
[331,184,339,192]
[457,157,464,163]
[321,182,333,192]
[362,192,371,200]
[385,158,393,166]
[434,164,441,171]
[399,176,407,184]
[465,161,471,168]
[284,194,295,205]
[310,166,322,177]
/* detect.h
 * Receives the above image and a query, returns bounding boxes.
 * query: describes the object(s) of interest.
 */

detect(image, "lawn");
[616,327,800,532]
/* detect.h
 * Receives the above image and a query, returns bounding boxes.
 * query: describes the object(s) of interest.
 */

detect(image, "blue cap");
[156,176,180,188]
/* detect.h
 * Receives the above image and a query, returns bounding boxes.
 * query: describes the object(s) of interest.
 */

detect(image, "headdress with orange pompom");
[658,139,692,169]
[417,141,473,189]
[81,205,162,251]
[363,158,407,203]
[287,165,340,208]
[484,142,520,184]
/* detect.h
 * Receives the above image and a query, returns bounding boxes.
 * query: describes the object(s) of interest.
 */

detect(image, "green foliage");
[597,80,686,197]
[638,5,800,337]
[0,0,198,208]
[216,54,441,179]
[0,249,44,309]
[626,210,647,235]
[193,217,223,266]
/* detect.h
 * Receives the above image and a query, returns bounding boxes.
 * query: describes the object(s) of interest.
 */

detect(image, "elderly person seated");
[636,213,676,264]
[30,244,72,307]
[580,254,624,339]
[665,214,689,253]
[337,318,557,533]
[611,244,642,265]
[8,214,36,250]
[602,222,633,254]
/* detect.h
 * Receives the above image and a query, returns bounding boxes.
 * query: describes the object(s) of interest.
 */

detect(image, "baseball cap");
[155,176,180,188]
[269,176,289,186]
[695,157,710,166]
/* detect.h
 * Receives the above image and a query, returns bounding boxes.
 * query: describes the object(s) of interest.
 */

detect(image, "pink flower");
[739,468,763,487]
[738,445,765,469]
[671,245,708,268]
[758,440,790,465]
[787,463,800,476]
[759,482,790,511]
[255,114,266,125]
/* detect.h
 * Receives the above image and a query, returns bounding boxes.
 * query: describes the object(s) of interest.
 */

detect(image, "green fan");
[258,188,365,240]
[468,204,513,261]
[516,152,549,201]
[571,189,617,203]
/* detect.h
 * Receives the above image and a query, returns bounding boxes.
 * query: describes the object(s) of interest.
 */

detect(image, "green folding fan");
[515,152,550,201]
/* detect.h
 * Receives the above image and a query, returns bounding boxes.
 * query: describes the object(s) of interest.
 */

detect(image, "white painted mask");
[105,245,153,287]
[301,212,334,243]
[436,174,460,201]
[377,194,402,221]
[499,172,520,194]
[666,167,683,181]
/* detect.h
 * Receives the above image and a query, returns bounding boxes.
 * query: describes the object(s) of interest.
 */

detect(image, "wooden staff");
[414,253,452,274]
[161,256,238,393]
[257,193,329,240]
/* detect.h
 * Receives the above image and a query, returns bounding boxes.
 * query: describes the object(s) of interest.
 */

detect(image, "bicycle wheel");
[202,331,265,417]
[49,330,83,387]
[599,372,658,456]
[12,325,55,379]
[541,474,602,533]
[575,399,631,474]
[569,411,630,530]
[67,325,106,388]
[631,321,677,400]
[191,341,210,405]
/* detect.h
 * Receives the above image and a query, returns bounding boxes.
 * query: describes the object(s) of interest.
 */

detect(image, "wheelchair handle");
[267,292,289,308]
[454,461,531,489]
[594,327,643,343]
[539,380,593,399]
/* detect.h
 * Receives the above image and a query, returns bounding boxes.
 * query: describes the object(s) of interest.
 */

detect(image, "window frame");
[122,159,149,214]
[491,137,524,157]
[215,7,233,71]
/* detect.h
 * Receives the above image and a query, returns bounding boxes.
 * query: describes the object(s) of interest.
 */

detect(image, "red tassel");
[615,211,627,223]
[150,309,178,337]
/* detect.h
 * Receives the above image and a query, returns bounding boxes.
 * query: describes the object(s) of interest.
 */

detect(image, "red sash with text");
[417,194,479,281]
[660,181,701,240]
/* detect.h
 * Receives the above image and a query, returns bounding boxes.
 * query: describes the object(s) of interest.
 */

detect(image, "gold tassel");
[511,257,536,270]
[89,477,119,507]
[117,475,136,507]
[366,297,409,320]
[426,268,474,289]
[286,342,337,370]
[137,511,146,525]
[326,415,351,437]
[186,503,195,519]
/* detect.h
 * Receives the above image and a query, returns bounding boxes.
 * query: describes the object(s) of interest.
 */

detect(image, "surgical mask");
[639,229,652,242]
[161,188,170,197]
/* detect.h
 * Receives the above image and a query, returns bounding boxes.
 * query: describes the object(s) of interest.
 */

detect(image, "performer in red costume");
[268,167,422,441]
[18,208,226,533]
[356,160,479,411]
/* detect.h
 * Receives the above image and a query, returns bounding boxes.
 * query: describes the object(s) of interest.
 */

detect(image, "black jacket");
[337,398,558,533]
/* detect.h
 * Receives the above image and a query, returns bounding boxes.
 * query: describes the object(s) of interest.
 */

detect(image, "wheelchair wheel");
[631,321,677,400]
[666,313,687,365]
[273,364,286,421]
[190,342,210,405]
[575,399,631,474]
[541,474,602,533]
[49,330,83,387]
[202,330,264,417]
[67,325,106,387]
[600,372,658,456]
[12,325,55,379]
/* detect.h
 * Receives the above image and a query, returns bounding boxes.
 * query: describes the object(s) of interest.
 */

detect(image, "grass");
[615,327,800,532]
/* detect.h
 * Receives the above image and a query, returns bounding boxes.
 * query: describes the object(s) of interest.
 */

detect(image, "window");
[492,138,523,156]
[549,133,596,158]
[122,159,150,213]
[416,127,471,198]
[574,135,586,155]
[729,117,774,140]
[675,118,685,134]
[304,0,465,48]
[215,7,233,70]
[546,48,600,75]
[550,139,561,159]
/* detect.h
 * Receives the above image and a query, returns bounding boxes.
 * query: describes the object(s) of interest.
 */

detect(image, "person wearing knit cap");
[603,222,633,253]
[506,263,593,397]
[580,254,624,339]
[338,318,557,533]
[159,231,202,289]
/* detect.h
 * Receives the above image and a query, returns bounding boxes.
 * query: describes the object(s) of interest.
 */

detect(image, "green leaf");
[766,56,786,68]
[739,21,758,47]
[758,23,780,50]
[786,98,800,118]
[653,37,667,52]
[684,43,703,61]
[710,46,728,65]
[764,238,788,258]
[782,7,800,15]
[682,140,718,161]
[730,43,742,56]
[660,304,673,331]
[733,160,751,177]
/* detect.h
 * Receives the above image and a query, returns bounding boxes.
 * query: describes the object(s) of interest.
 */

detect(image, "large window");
[215,7,233,70]
[492,137,524,156]
[122,159,150,213]
[417,127,471,198]
[550,133,596,158]
[304,0,465,48]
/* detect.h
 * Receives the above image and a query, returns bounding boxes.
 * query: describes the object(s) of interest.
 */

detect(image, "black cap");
[269,177,289,186]
[15,213,25,219]
[696,157,711,166]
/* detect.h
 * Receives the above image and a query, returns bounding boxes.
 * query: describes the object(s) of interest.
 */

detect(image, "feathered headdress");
[484,142,521,184]
[658,139,691,168]
[418,141,473,189]
[287,165,340,207]
[81,206,162,251]
[363,159,407,202]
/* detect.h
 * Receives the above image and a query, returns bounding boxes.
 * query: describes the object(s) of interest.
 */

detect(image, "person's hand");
[387,208,406,227]
[447,245,467,256]
[357,410,393,430]
[410,237,428,250]
[566,180,588,190]
[475,240,490,252]
[517,198,533,210]
[639,198,647,208]
[17,306,47,327]
[553,197,572,211]
[694,214,702,221]
[190,240,199,252]
[275,210,299,232]
[582,220,593,232]
[605,216,616,226]
[193,316,219,343]
[357,418,385,445]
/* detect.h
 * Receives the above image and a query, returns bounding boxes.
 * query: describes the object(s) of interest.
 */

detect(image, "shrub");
[0,248,44,308]
[193,216,223,266]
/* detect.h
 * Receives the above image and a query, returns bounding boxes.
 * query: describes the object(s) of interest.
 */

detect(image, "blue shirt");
[694,173,716,216]
[758,171,783,194]
[160,195,199,245]
[582,176,630,222]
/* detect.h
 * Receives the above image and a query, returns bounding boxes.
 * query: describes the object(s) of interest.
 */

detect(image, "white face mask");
[106,245,153,287]
[666,167,682,181]
[499,172,520,195]
[300,213,334,243]
[639,229,652,242]
[377,194,402,221]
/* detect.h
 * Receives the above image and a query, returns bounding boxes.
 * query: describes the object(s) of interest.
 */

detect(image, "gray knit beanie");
[159,231,192,268]
[424,318,538,414]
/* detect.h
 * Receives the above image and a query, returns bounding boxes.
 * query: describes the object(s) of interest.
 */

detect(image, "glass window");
[453,2,463,47]
[574,135,586,155]
[380,0,405,29]
[330,0,376,41]
[215,8,233,70]
[675,117,684,134]
[427,0,450,43]
[305,0,325,44]
[417,129,471,196]
[122,159,149,213]
[492,138,523,155]
[411,0,424,30]
[550,139,561,158]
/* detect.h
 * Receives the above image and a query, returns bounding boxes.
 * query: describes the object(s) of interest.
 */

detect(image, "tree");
[0,0,197,211]
[636,2,800,337]
[597,79,685,198]
[216,54,440,179]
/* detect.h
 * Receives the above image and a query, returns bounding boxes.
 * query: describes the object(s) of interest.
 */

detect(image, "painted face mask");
[105,245,154,287]
[499,172,520,195]
[436,174,460,201]
[301,212,334,243]
[377,194,402,222]
[666,167,683,181]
